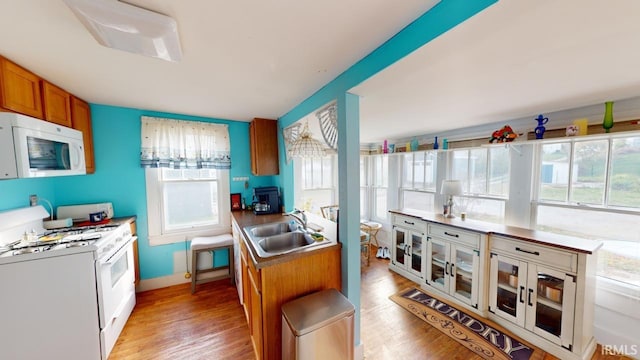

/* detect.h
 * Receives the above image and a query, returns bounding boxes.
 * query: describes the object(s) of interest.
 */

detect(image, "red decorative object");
[230,193,241,211]
[489,125,518,143]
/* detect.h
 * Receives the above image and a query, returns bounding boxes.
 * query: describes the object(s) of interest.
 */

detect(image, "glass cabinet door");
[526,265,576,348]
[450,244,479,307]
[408,232,424,277]
[392,227,406,266]
[490,254,527,327]
[426,237,448,293]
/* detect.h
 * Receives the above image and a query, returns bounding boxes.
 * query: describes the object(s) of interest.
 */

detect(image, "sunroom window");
[400,150,437,212]
[535,135,640,287]
[448,146,509,223]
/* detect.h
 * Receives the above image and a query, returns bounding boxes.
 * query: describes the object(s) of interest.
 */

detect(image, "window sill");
[595,276,640,320]
[149,224,231,246]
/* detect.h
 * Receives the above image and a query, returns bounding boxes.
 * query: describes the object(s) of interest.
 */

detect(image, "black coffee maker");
[252,186,280,215]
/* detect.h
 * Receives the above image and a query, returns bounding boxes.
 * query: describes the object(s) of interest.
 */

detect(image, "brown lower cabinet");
[239,235,341,360]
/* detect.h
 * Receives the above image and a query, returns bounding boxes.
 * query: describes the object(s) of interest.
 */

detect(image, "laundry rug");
[390,287,542,360]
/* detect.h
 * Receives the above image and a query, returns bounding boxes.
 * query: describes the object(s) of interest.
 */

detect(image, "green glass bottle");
[603,101,614,133]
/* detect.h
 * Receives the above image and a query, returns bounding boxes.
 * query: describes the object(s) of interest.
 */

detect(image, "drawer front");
[491,235,577,273]
[428,223,480,248]
[392,214,427,233]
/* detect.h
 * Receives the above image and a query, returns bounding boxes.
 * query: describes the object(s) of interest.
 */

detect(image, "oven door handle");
[101,237,132,265]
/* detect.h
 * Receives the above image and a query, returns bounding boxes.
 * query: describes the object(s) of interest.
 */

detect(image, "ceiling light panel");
[64,0,182,62]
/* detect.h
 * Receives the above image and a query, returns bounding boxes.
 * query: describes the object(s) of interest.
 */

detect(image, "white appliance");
[0,112,86,179]
[0,206,135,360]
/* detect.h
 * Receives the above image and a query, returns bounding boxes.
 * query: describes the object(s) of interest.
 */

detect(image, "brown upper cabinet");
[71,96,95,174]
[41,80,72,127]
[0,56,44,119]
[249,118,279,175]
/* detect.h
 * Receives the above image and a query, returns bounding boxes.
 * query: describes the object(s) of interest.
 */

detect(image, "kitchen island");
[231,211,342,360]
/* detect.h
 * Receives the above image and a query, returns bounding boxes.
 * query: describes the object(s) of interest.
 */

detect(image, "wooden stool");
[191,234,234,294]
[360,230,370,267]
[360,221,382,248]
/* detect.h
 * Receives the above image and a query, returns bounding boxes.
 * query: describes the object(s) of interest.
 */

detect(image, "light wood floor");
[110,247,629,360]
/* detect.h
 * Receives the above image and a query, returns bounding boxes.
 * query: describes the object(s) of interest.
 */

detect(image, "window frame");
[370,154,390,223]
[293,154,338,215]
[145,168,231,246]
[534,134,640,210]
[399,150,438,212]
[532,134,640,287]
[445,146,510,223]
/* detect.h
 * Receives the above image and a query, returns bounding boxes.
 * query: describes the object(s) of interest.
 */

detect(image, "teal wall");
[0,104,276,280]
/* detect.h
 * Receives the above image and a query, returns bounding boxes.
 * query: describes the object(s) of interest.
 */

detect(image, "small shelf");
[455,266,473,278]
[497,283,518,294]
[537,295,563,311]
[456,261,473,273]
[456,272,472,282]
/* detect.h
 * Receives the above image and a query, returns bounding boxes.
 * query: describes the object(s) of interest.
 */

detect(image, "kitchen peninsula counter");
[231,210,342,360]
[231,210,340,269]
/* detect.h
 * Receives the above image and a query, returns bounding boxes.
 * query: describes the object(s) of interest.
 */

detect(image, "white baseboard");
[354,341,363,360]
[136,269,230,292]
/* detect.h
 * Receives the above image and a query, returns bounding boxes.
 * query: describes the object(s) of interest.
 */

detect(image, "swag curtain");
[140,116,231,169]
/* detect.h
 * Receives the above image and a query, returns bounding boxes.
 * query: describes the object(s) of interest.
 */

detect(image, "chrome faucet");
[285,208,307,231]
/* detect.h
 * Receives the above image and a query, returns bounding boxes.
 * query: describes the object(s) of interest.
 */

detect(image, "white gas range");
[0,205,136,360]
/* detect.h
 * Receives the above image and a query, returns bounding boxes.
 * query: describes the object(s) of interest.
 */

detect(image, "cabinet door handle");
[519,286,525,304]
[445,261,449,276]
[528,288,534,306]
[444,231,459,238]
[450,263,455,277]
[404,220,415,225]
[516,247,540,256]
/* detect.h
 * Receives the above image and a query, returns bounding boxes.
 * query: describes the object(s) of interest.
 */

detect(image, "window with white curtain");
[448,147,509,223]
[534,135,640,287]
[141,116,231,245]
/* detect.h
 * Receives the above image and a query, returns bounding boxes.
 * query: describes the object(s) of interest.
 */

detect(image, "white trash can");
[281,288,355,360]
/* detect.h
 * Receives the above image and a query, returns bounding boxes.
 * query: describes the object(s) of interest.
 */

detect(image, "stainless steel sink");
[258,232,315,253]
[249,222,292,237]
[244,222,329,258]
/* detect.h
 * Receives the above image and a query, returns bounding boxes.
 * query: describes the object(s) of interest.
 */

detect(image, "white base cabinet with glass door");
[488,235,598,360]
[390,214,426,283]
[425,223,486,314]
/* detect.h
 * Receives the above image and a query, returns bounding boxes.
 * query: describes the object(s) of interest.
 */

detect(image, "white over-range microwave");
[0,112,86,179]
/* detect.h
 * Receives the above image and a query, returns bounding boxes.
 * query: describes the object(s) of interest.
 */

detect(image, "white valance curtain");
[140,116,231,169]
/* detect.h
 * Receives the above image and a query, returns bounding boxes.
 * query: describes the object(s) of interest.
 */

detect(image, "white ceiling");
[0,0,437,124]
[2,1,640,145]
[351,0,640,143]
